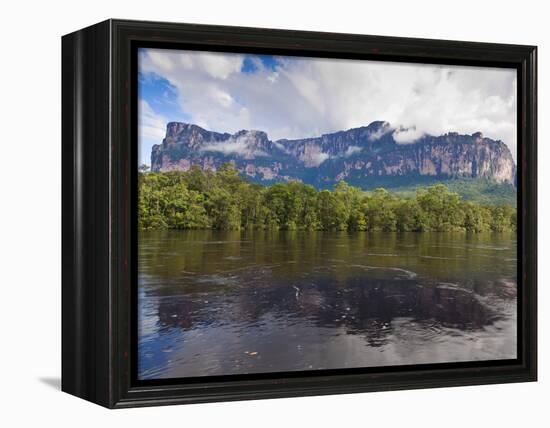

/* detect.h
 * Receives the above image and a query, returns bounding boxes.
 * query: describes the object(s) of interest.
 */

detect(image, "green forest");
[138,165,516,233]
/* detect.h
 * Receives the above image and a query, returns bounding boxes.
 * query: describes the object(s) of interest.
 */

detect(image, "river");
[138,230,517,380]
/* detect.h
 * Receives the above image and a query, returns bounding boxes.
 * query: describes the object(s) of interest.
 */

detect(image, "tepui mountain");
[150,121,516,188]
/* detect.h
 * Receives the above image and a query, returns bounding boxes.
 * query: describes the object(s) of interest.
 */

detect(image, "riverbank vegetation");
[138,165,516,232]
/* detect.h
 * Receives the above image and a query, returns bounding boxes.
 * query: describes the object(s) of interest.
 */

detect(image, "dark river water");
[138,230,517,380]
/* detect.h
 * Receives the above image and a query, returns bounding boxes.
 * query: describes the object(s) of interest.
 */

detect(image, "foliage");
[139,165,517,233]
[385,177,517,207]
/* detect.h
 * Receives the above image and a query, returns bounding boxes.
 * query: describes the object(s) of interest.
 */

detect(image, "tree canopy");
[139,165,516,233]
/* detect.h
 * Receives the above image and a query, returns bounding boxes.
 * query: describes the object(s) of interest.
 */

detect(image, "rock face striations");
[151,121,516,187]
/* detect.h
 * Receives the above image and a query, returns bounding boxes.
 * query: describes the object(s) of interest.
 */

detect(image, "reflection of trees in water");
[140,229,517,287]
[154,274,514,347]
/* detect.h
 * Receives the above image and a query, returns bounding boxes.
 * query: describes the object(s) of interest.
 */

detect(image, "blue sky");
[138,51,289,165]
[240,54,278,73]
[138,72,185,120]
[138,48,517,166]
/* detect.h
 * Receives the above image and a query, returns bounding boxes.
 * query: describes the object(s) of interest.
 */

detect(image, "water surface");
[138,230,517,380]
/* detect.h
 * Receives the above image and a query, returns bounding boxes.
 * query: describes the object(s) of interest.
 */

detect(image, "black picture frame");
[62,19,537,408]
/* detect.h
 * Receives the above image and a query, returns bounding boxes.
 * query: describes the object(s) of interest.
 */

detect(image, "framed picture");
[62,19,537,408]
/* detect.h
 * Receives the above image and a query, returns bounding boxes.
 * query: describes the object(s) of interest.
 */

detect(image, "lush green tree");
[462,202,492,232]
[297,183,320,230]
[138,173,168,229]
[316,190,348,230]
[184,165,213,193]
[138,168,516,233]
[416,184,464,231]
[333,181,367,231]
[240,183,264,229]
[490,204,516,232]
[263,183,298,229]
[206,187,241,230]
[395,199,427,231]
[363,188,397,231]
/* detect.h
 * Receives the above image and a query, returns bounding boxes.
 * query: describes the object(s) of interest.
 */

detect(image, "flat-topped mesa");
[151,121,516,186]
[165,121,194,138]
[161,122,231,150]
[232,129,271,150]
[402,134,515,183]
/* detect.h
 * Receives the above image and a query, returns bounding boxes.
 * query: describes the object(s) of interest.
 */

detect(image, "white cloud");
[344,146,362,157]
[147,50,175,73]
[393,127,425,144]
[138,99,166,141]
[308,152,330,167]
[273,141,287,152]
[368,122,392,141]
[194,53,244,80]
[138,100,168,165]
[139,48,517,161]
[200,134,267,158]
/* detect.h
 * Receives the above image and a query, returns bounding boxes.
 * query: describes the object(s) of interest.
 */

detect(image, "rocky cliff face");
[151,121,516,187]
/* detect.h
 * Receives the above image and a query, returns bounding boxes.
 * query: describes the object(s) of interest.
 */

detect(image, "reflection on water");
[138,230,517,380]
